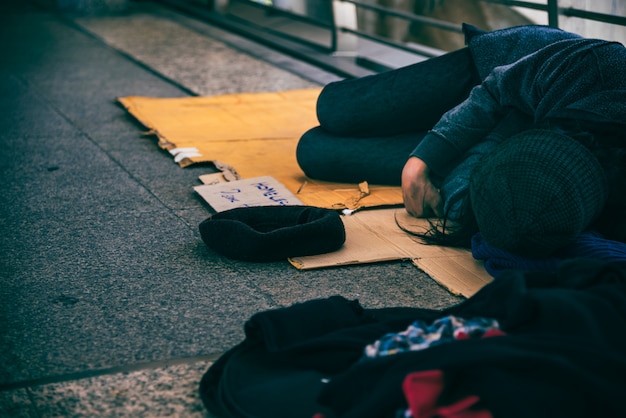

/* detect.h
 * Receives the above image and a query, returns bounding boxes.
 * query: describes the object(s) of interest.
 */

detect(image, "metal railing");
[224,0,625,52]
[161,0,626,76]
[481,0,626,27]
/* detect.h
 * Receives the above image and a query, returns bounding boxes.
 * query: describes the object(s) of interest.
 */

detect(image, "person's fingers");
[402,189,417,217]
[412,183,442,218]
[401,157,429,217]
[401,157,443,219]
[404,186,442,218]
[424,184,443,217]
[402,183,422,217]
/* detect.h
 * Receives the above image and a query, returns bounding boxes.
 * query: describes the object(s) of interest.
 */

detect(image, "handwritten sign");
[194,176,304,212]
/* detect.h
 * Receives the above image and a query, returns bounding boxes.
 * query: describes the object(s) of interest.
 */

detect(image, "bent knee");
[296,127,320,177]
[296,127,337,181]
[316,81,352,134]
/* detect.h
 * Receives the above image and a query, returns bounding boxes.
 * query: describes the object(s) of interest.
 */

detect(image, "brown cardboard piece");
[289,208,492,298]
[118,90,403,211]
[119,91,492,298]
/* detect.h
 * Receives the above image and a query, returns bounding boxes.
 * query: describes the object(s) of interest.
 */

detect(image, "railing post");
[547,0,560,27]
[331,0,359,56]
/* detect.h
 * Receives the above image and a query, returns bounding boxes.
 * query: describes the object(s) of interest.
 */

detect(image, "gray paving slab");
[0,3,260,387]
[74,4,322,96]
[1,360,216,418]
[0,388,37,418]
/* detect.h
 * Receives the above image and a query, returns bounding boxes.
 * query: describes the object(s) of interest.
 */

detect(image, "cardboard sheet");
[289,208,492,298]
[119,91,491,297]
[194,176,303,212]
[118,90,403,210]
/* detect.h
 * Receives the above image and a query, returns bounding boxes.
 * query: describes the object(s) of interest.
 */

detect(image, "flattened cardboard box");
[118,90,403,211]
[120,91,492,297]
[290,208,492,298]
[194,177,491,297]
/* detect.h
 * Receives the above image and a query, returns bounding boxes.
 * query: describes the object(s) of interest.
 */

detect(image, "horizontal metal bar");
[343,0,464,33]
[561,7,626,27]
[479,0,548,12]
[340,26,447,58]
[482,0,626,28]
[231,0,333,28]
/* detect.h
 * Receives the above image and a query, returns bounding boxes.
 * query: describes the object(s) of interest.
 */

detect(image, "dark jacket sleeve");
[410,38,621,177]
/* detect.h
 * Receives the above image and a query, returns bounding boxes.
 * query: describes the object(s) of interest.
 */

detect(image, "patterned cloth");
[365,315,502,359]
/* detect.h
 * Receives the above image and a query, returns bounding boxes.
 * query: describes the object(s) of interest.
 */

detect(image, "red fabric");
[482,329,506,338]
[402,370,493,418]
[454,326,506,341]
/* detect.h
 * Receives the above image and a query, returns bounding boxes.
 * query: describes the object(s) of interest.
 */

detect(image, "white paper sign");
[194,176,303,212]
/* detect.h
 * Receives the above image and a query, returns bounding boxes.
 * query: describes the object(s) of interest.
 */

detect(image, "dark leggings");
[296,47,480,185]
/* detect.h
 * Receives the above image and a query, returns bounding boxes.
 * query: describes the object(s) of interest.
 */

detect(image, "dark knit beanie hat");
[470,129,608,258]
[199,206,345,262]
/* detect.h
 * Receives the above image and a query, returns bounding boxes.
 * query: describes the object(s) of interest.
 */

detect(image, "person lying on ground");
[296,23,626,264]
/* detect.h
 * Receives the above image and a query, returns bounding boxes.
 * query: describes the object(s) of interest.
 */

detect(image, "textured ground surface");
[0,1,461,416]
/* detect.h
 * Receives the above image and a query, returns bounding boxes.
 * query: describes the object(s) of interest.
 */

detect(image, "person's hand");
[401,157,442,218]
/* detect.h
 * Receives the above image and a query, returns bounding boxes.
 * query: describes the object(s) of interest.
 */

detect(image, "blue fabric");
[297,24,626,236]
[313,47,479,138]
[296,47,479,187]
[411,37,626,177]
[472,231,626,277]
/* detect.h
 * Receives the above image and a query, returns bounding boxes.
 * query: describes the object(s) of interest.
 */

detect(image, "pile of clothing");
[199,259,626,417]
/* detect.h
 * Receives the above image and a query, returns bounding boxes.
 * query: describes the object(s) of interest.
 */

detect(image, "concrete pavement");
[0,1,461,416]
